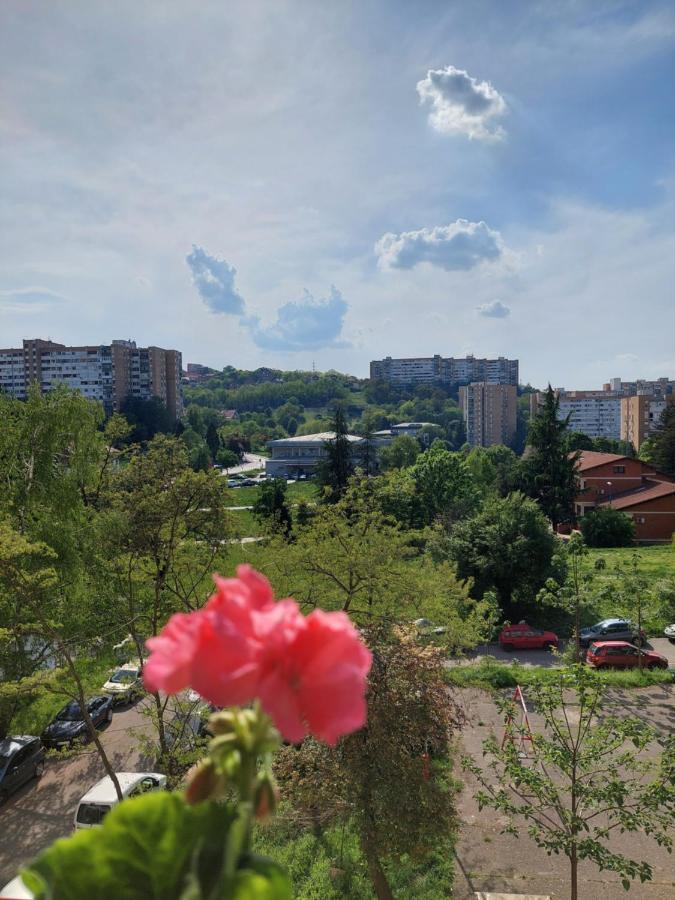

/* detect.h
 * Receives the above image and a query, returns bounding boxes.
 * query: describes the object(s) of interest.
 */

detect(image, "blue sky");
[1,0,674,388]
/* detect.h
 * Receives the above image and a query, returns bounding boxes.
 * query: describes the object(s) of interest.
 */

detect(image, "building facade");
[459,382,517,447]
[574,451,675,543]
[620,394,674,451]
[265,432,364,479]
[0,338,183,419]
[369,354,518,387]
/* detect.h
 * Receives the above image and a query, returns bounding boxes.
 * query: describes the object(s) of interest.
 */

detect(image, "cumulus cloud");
[0,287,67,311]
[244,287,349,351]
[417,65,507,141]
[375,219,504,271]
[476,299,511,318]
[186,245,245,315]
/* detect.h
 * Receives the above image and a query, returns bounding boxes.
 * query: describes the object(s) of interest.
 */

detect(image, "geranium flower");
[144,565,372,745]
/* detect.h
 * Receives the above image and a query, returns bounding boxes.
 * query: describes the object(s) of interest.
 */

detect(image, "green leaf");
[22,792,290,900]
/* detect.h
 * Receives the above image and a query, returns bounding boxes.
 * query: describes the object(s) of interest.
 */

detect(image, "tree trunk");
[570,845,578,900]
[361,829,394,900]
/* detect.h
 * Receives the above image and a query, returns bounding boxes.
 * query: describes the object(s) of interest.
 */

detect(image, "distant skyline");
[1,1,674,389]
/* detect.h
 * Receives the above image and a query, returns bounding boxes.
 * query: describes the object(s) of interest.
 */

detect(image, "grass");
[226,480,318,508]
[253,816,455,899]
[444,657,673,690]
[582,544,675,583]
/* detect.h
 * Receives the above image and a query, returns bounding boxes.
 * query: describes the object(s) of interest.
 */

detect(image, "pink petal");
[258,669,306,743]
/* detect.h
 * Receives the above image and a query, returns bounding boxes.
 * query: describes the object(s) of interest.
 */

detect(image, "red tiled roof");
[575,451,628,472]
[598,479,675,510]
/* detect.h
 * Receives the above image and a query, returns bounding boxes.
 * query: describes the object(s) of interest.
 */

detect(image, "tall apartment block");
[459,382,517,447]
[0,338,183,419]
[369,354,518,387]
[620,394,674,451]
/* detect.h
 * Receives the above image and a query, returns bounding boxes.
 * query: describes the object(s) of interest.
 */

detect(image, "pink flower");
[144,565,372,745]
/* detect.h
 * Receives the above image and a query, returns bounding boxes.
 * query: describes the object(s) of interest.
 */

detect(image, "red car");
[499,623,558,651]
[586,641,668,670]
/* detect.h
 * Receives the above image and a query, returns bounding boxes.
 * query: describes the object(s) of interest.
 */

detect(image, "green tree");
[524,386,579,529]
[216,448,240,469]
[253,479,292,537]
[316,406,354,502]
[411,445,479,525]
[377,434,420,471]
[580,506,635,547]
[275,630,461,900]
[446,492,560,614]
[120,395,174,442]
[650,404,675,475]
[463,666,675,900]
[205,421,220,461]
[537,532,588,660]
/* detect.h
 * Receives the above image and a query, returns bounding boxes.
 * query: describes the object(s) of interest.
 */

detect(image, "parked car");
[413,617,447,636]
[586,641,668,670]
[41,696,113,749]
[0,875,33,898]
[227,479,242,488]
[102,662,143,706]
[664,624,675,644]
[0,736,46,804]
[74,772,167,829]
[579,618,646,648]
[499,623,558,651]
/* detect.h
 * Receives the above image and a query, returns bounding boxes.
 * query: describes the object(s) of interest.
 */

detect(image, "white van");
[74,772,166,829]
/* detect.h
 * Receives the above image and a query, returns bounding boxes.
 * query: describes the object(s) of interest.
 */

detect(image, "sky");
[1,0,674,389]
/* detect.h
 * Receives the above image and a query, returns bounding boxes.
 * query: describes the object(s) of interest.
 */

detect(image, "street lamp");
[606,481,613,507]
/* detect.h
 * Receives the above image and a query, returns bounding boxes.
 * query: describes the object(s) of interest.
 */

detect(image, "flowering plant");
[22,566,371,899]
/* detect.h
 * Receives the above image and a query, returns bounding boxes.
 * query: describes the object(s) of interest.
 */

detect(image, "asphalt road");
[220,453,267,475]
[0,701,156,886]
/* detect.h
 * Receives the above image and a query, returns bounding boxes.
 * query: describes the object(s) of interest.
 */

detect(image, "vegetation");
[580,506,636,547]
[649,404,675,475]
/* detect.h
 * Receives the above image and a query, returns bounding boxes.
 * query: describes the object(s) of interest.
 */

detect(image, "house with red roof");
[574,451,675,543]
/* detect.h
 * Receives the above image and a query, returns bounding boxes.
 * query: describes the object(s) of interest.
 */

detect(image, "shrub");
[580,507,635,547]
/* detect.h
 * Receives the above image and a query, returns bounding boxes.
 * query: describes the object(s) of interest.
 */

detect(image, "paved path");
[0,701,156,886]
[220,453,267,475]
[453,684,675,899]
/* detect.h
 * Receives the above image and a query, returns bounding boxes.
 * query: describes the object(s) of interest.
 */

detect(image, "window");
[613,465,625,473]
[635,516,646,525]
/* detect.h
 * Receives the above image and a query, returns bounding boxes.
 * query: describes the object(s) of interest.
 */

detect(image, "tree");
[446,492,560,614]
[216,448,240,469]
[537,532,588,660]
[524,386,579,529]
[580,506,635,547]
[253,479,292,537]
[316,406,354,502]
[650,404,675,476]
[120,395,174,442]
[463,666,675,900]
[275,628,462,900]
[377,434,420,471]
[411,445,479,526]
[205,421,220,461]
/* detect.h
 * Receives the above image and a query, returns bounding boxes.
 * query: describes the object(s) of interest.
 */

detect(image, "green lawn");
[445,659,673,690]
[582,544,675,582]
[225,480,318,509]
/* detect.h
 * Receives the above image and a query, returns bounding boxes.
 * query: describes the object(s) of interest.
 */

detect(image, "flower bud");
[254,772,279,822]
[185,759,220,805]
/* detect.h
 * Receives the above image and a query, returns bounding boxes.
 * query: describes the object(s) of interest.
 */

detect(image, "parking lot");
[0,701,156,886]
[449,637,675,669]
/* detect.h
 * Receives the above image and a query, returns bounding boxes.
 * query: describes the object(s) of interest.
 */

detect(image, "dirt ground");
[453,684,675,899]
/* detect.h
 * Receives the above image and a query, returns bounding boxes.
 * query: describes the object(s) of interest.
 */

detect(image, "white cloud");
[477,299,510,318]
[186,245,246,315]
[0,286,67,313]
[244,287,349,351]
[375,219,505,271]
[416,65,507,141]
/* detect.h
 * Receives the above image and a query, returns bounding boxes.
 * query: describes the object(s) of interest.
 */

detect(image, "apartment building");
[459,382,517,448]
[529,389,621,439]
[620,394,674,451]
[603,377,674,399]
[369,354,518,387]
[0,338,183,419]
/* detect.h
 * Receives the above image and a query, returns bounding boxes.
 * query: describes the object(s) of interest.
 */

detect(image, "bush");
[580,507,636,547]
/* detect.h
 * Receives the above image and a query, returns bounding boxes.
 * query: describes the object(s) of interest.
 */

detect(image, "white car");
[0,875,33,898]
[74,772,167,829]
[665,624,675,644]
[102,662,143,706]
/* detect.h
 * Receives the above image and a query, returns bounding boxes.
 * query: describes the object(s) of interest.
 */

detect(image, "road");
[220,453,267,475]
[0,701,156,886]
[448,637,675,669]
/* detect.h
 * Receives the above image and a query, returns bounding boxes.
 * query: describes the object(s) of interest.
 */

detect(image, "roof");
[268,432,363,445]
[598,479,675,510]
[391,421,435,429]
[588,641,636,648]
[79,772,164,804]
[576,451,629,472]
